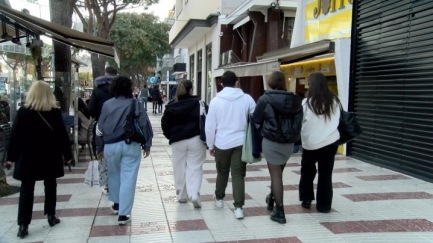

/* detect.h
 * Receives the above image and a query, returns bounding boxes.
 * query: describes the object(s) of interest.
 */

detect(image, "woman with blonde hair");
[6,81,72,239]
[161,80,207,208]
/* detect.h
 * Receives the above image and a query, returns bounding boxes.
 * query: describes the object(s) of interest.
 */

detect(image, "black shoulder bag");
[338,103,362,145]
[124,99,146,145]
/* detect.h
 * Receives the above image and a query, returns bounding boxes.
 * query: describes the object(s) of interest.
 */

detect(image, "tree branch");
[73,5,89,33]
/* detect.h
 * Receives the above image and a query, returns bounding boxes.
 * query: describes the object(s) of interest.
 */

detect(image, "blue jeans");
[141,97,148,111]
[104,141,141,216]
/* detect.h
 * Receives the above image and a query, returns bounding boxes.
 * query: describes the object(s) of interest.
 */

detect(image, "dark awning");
[0,5,117,60]
[257,39,335,63]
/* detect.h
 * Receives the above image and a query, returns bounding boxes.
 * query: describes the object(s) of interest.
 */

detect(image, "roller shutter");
[350,0,433,181]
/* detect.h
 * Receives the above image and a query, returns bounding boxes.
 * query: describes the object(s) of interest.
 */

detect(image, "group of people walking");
[6,66,154,239]
[162,70,340,224]
[5,66,340,239]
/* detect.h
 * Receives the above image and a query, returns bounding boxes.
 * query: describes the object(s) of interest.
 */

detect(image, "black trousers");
[299,141,339,211]
[18,178,57,225]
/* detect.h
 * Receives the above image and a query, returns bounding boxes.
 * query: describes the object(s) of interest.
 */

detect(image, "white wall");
[187,25,220,102]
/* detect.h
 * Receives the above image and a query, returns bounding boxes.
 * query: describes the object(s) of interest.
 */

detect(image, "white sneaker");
[234,208,244,219]
[191,194,202,208]
[102,187,109,195]
[214,196,224,208]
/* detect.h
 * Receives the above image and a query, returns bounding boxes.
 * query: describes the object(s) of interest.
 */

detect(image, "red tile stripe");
[322,219,433,234]
[357,174,410,181]
[215,237,302,243]
[32,208,97,220]
[90,225,130,237]
[206,177,272,183]
[277,182,351,191]
[0,194,72,206]
[342,192,433,202]
[57,178,84,184]
[292,167,362,175]
[242,205,336,216]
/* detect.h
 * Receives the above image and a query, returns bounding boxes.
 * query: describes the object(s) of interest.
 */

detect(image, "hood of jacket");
[165,95,199,116]
[216,87,245,101]
[95,75,115,86]
[263,90,302,115]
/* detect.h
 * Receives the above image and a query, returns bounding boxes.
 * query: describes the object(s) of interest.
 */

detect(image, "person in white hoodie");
[205,71,256,219]
[299,72,341,213]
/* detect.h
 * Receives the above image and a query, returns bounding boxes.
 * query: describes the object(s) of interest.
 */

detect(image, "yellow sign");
[313,0,353,18]
[304,0,352,43]
[280,57,336,79]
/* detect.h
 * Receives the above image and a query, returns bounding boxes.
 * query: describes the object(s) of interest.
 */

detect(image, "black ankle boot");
[265,193,275,211]
[17,225,28,239]
[47,215,60,227]
[270,205,286,224]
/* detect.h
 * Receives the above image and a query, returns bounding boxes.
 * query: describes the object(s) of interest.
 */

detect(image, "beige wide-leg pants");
[171,135,206,200]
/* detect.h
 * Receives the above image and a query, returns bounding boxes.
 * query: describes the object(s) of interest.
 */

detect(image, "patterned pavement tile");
[31,208,97,220]
[241,205,336,217]
[200,194,253,202]
[169,219,208,231]
[206,176,271,183]
[130,221,170,235]
[357,174,411,181]
[343,192,433,202]
[278,182,351,191]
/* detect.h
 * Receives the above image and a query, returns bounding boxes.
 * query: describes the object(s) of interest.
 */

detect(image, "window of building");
[189,54,195,83]
[205,43,212,104]
[197,49,203,98]
[284,17,295,47]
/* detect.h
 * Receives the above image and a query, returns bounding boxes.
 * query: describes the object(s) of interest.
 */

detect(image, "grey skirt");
[262,138,294,165]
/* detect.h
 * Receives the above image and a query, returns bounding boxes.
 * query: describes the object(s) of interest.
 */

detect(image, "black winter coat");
[150,88,162,102]
[7,107,72,181]
[88,76,115,121]
[253,90,303,143]
[161,95,207,144]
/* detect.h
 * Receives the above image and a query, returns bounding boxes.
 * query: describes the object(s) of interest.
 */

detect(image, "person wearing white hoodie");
[205,71,256,219]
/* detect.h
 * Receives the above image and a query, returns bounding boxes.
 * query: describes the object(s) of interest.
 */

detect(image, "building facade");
[169,0,298,103]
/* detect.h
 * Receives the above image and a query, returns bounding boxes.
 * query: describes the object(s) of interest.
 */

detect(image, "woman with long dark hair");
[161,80,207,208]
[299,72,341,213]
[253,71,303,224]
[96,76,153,225]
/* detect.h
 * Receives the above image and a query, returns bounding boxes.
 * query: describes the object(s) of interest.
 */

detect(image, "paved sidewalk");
[2,113,433,243]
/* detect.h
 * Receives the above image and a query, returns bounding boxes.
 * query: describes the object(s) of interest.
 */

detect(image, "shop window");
[189,54,195,82]
[284,17,295,47]
[205,43,212,104]
[197,49,203,98]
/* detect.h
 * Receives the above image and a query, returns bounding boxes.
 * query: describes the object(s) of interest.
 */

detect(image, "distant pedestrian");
[150,86,161,114]
[205,71,256,219]
[253,71,303,224]
[139,84,149,111]
[161,80,207,208]
[96,76,153,225]
[6,81,72,239]
[299,72,341,213]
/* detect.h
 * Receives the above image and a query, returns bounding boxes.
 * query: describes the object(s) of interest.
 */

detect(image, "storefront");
[256,0,353,154]
[349,0,433,181]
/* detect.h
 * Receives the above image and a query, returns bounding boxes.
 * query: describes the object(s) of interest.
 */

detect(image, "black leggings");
[268,163,286,206]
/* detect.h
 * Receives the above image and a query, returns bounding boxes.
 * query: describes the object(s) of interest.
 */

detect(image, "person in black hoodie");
[87,65,117,194]
[161,80,207,208]
[253,71,303,224]
[150,85,161,114]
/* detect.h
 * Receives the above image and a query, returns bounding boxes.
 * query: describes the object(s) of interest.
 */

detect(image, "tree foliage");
[73,0,159,80]
[109,12,170,85]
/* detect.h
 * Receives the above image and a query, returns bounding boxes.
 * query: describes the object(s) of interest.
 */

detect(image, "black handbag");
[198,100,207,145]
[338,103,362,145]
[124,99,146,145]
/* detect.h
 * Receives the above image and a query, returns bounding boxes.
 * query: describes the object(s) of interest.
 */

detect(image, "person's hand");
[143,150,150,158]
[65,160,72,164]
[97,152,104,160]
[209,149,215,157]
[5,161,12,170]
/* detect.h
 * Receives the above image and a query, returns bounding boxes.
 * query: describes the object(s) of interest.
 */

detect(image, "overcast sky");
[11,0,175,21]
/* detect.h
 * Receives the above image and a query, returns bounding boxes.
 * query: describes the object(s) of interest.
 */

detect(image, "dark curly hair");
[109,76,133,98]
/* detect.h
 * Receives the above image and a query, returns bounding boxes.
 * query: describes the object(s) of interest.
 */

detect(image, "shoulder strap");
[37,112,54,131]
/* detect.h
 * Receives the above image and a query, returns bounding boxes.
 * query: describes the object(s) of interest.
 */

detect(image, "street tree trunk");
[50,0,74,113]
[91,53,106,84]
